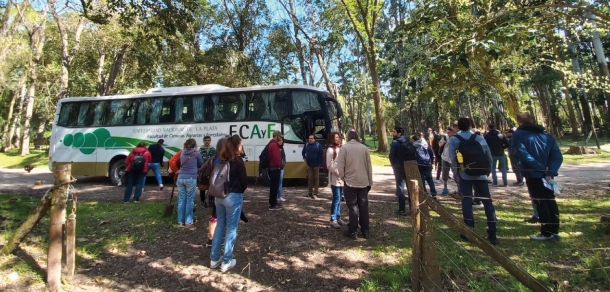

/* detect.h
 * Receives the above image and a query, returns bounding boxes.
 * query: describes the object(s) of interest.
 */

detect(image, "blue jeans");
[491,155,508,185]
[330,185,343,221]
[392,167,407,212]
[123,172,146,202]
[278,169,284,198]
[459,179,497,238]
[419,166,437,196]
[176,178,197,224]
[147,163,163,185]
[211,192,243,264]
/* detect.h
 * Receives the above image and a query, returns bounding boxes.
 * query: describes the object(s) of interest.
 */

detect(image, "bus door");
[302,111,327,145]
[280,114,307,179]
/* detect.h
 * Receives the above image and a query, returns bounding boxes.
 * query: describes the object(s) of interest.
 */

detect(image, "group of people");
[390,113,563,244]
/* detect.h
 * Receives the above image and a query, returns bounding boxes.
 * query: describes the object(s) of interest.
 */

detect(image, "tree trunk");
[548,28,579,139]
[7,83,27,151]
[51,6,86,100]
[1,86,19,151]
[35,118,47,150]
[21,6,48,156]
[587,12,610,114]
[101,43,129,96]
[288,0,308,85]
[96,44,106,96]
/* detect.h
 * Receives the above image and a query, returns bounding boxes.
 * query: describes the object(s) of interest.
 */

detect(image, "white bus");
[49,84,343,185]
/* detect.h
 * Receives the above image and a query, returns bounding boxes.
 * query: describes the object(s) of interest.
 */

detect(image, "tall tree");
[339,0,389,152]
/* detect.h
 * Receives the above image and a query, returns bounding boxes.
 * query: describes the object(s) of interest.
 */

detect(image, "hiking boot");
[513,181,524,186]
[361,230,370,239]
[210,259,221,269]
[337,219,348,226]
[220,259,236,273]
[269,205,283,211]
[524,216,539,223]
[442,188,449,195]
[330,221,341,229]
[530,233,556,241]
[343,230,357,240]
[488,237,499,245]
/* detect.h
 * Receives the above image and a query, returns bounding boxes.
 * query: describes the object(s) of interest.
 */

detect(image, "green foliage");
[0,149,48,169]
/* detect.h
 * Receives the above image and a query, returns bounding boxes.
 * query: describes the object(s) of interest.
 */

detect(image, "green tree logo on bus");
[61,128,179,157]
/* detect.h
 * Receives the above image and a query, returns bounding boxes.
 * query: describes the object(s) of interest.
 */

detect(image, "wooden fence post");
[64,193,77,277]
[47,163,71,292]
[404,161,442,291]
[425,197,550,292]
[407,178,421,292]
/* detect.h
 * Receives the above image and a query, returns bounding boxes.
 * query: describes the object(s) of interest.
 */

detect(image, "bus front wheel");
[110,159,127,186]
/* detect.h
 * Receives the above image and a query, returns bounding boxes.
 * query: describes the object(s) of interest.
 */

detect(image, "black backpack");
[258,142,271,170]
[130,151,146,173]
[399,139,417,162]
[416,146,432,166]
[455,135,491,176]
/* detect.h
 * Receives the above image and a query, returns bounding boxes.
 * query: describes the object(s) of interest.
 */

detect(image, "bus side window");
[106,100,133,126]
[136,99,150,124]
[58,103,79,127]
[149,97,172,124]
[292,91,321,115]
[92,101,109,126]
[192,95,206,122]
[175,96,194,123]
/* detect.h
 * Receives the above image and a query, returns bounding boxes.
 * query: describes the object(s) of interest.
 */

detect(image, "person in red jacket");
[123,142,152,203]
[267,131,283,211]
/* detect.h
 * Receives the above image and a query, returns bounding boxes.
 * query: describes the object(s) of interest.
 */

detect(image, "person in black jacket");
[147,139,166,190]
[210,135,248,273]
[484,124,510,187]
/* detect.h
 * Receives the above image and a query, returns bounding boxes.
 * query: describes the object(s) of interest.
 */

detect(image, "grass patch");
[0,193,176,287]
[0,149,48,169]
[562,150,610,165]
[361,195,610,291]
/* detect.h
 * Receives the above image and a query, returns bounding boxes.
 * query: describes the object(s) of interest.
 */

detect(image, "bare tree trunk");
[96,44,106,96]
[51,5,86,100]
[101,43,129,96]
[1,82,21,151]
[21,16,47,156]
[548,28,579,139]
[35,118,47,150]
[587,12,610,113]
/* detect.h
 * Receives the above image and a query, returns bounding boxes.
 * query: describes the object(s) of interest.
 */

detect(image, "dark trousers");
[392,167,408,212]
[459,178,497,239]
[419,166,437,196]
[123,172,146,202]
[434,154,442,180]
[268,169,281,207]
[343,184,370,233]
[525,177,559,236]
[509,156,523,182]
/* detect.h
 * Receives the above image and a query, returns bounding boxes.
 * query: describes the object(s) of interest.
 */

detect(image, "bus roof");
[59,84,329,103]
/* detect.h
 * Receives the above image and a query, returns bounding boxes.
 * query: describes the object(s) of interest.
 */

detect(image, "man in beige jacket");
[337,130,373,240]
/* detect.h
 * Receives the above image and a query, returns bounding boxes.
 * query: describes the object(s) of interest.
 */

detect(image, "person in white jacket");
[326,132,346,229]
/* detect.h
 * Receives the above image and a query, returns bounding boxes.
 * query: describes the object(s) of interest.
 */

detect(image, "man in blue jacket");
[511,113,563,241]
[389,126,410,215]
[302,134,324,199]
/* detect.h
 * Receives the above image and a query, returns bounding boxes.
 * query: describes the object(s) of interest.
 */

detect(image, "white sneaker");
[210,259,221,269]
[220,259,236,273]
[278,197,286,202]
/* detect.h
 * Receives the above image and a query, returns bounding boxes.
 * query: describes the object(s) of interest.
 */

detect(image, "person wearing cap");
[302,134,324,199]
[438,127,458,195]
[268,131,284,210]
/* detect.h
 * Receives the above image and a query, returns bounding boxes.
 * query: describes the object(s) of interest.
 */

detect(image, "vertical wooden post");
[47,163,71,292]
[408,179,421,292]
[64,204,76,277]
[404,160,442,291]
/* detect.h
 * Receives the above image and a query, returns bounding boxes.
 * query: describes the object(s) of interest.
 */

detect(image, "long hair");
[326,132,340,148]
[137,142,147,148]
[183,138,197,149]
[219,135,242,161]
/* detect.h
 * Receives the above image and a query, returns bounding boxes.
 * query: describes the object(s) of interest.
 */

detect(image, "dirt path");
[1,163,609,291]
